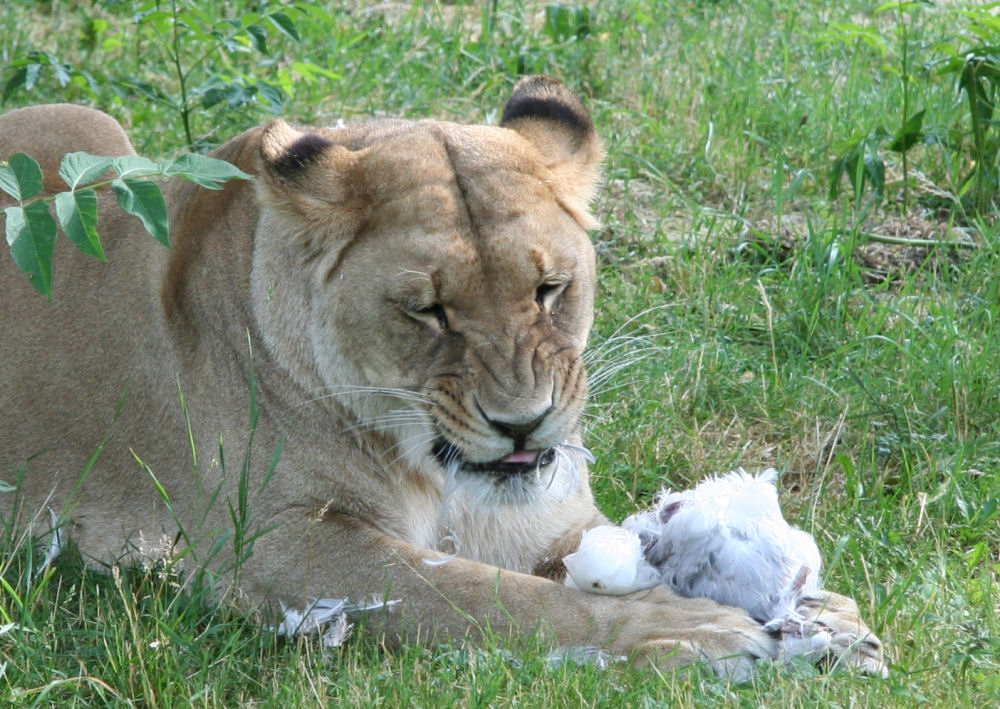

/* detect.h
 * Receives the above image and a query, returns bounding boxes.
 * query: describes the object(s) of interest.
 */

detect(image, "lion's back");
[0,104,135,199]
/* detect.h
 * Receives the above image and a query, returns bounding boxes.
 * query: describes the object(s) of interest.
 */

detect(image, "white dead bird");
[622,468,822,624]
[563,524,661,595]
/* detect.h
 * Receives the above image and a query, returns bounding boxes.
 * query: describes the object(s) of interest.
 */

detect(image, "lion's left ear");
[500,76,604,228]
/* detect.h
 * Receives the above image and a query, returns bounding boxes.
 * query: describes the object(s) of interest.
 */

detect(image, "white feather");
[270,596,400,647]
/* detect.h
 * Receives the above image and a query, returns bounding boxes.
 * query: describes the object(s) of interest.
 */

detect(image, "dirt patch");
[738,211,977,285]
[594,178,677,264]
[595,178,733,266]
[858,215,976,283]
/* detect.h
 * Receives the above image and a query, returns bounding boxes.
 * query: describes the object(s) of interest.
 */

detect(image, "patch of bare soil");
[739,211,977,285]
[595,178,724,267]
[858,215,976,283]
[595,178,672,264]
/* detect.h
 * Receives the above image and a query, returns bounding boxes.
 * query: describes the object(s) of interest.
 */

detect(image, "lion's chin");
[432,438,556,478]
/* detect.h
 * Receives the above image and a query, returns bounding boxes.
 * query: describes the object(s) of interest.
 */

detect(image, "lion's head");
[247,77,603,501]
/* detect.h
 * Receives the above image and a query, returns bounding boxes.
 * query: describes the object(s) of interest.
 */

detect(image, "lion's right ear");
[258,119,368,210]
[256,119,370,252]
[500,76,603,228]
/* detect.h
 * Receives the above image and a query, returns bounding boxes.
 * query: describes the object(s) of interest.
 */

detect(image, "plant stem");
[897,1,911,210]
[849,230,978,249]
[170,0,193,148]
[967,61,991,217]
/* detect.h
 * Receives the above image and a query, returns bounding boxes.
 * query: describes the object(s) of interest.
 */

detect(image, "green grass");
[3,0,1000,705]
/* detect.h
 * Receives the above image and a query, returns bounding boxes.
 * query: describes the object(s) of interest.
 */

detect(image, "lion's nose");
[485,409,553,449]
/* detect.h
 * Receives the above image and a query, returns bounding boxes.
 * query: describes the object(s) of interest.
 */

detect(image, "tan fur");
[0,79,884,676]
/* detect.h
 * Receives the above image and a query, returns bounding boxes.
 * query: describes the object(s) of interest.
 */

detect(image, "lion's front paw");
[630,599,777,682]
[763,615,833,663]
[796,591,888,677]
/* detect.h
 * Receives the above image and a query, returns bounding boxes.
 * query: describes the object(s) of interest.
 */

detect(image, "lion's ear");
[256,119,370,253]
[257,118,365,208]
[500,76,603,228]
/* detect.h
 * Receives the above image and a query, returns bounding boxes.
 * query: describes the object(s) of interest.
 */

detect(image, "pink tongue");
[500,449,540,465]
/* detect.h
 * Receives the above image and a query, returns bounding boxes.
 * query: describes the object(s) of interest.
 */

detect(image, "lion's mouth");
[432,438,556,477]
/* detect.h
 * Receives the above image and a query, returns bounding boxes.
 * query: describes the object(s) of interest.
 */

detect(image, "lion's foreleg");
[242,510,776,678]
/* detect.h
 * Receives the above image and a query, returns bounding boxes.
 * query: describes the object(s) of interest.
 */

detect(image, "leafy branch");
[1,151,251,299]
[936,46,1000,217]
[825,3,928,214]
[2,2,336,150]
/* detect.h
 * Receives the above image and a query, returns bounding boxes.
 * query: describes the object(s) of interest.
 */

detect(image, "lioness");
[0,77,884,678]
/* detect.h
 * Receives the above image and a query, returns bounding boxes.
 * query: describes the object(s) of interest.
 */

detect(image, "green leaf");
[112,155,161,179]
[828,132,886,203]
[163,153,253,189]
[889,110,926,153]
[24,62,42,91]
[52,60,72,87]
[217,34,247,54]
[3,207,21,248]
[256,81,287,113]
[75,69,100,96]
[199,80,256,110]
[291,61,341,82]
[116,77,170,103]
[112,178,170,247]
[829,156,848,202]
[268,12,301,43]
[543,4,591,41]
[874,1,925,14]
[0,164,20,201]
[0,153,44,201]
[5,201,58,297]
[245,24,268,54]
[133,9,174,26]
[861,137,886,198]
[58,152,115,190]
[239,11,262,28]
[55,189,104,259]
[2,66,29,102]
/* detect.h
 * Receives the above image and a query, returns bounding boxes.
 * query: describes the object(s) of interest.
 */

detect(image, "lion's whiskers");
[583,317,675,435]
[583,304,675,385]
[587,303,677,349]
[586,346,663,397]
[299,385,432,409]
[541,443,592,499]
[381,431,440,471]
[343,409,432,436]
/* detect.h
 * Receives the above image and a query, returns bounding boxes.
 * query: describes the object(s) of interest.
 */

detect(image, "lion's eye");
[535,281,568,312]
[409,303,450,331]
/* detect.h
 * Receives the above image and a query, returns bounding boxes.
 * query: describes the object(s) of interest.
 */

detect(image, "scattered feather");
[424,532,461,567]
[547,645,627,669]
[36,508,65,577]
[764,614,833,661]
[0,623,35,637]
[271,596,399,647]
